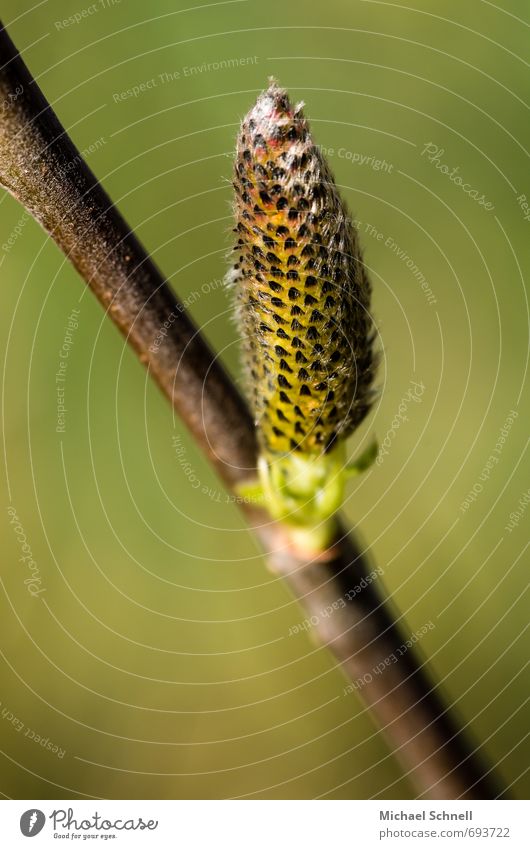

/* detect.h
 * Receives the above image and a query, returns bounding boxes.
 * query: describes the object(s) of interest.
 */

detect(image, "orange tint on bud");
[230,81,376,460]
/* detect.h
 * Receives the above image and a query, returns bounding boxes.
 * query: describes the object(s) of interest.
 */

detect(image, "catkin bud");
[230,81,375,463]
[229,81,376,529]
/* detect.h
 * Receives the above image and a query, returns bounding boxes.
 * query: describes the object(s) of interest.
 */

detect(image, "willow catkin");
[229,81,376,524]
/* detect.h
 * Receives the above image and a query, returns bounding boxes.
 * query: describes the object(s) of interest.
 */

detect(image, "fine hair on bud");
[229,80,376,464]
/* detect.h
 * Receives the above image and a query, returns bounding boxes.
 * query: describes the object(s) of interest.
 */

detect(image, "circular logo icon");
[20,810,46,837]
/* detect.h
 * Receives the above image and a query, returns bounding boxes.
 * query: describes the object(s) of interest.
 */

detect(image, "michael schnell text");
[380,810,473,821]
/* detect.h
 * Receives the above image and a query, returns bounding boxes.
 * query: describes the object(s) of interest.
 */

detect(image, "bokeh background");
[0,0,528,800]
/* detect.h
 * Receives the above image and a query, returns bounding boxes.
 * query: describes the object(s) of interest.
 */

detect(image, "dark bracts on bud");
[230,81,375,459]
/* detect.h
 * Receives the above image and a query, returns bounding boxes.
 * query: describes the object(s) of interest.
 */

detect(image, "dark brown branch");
[0,23,256,491]
[271,534,504,799]
[0,22,505,800]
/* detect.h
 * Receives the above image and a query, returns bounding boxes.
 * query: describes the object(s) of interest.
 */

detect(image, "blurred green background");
[0,0,528,799]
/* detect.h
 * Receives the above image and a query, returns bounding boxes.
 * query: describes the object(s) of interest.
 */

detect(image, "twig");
[0,22,504,799]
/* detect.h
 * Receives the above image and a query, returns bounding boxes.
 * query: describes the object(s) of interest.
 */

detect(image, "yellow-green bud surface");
[230,81,376,533]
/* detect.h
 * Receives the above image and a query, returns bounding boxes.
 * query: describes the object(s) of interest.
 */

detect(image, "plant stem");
[0,23,256,491]
[271,529,503,799]
[0,22,505,799]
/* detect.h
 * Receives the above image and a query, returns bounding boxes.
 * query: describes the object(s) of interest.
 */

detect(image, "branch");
[0,22,505,800]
